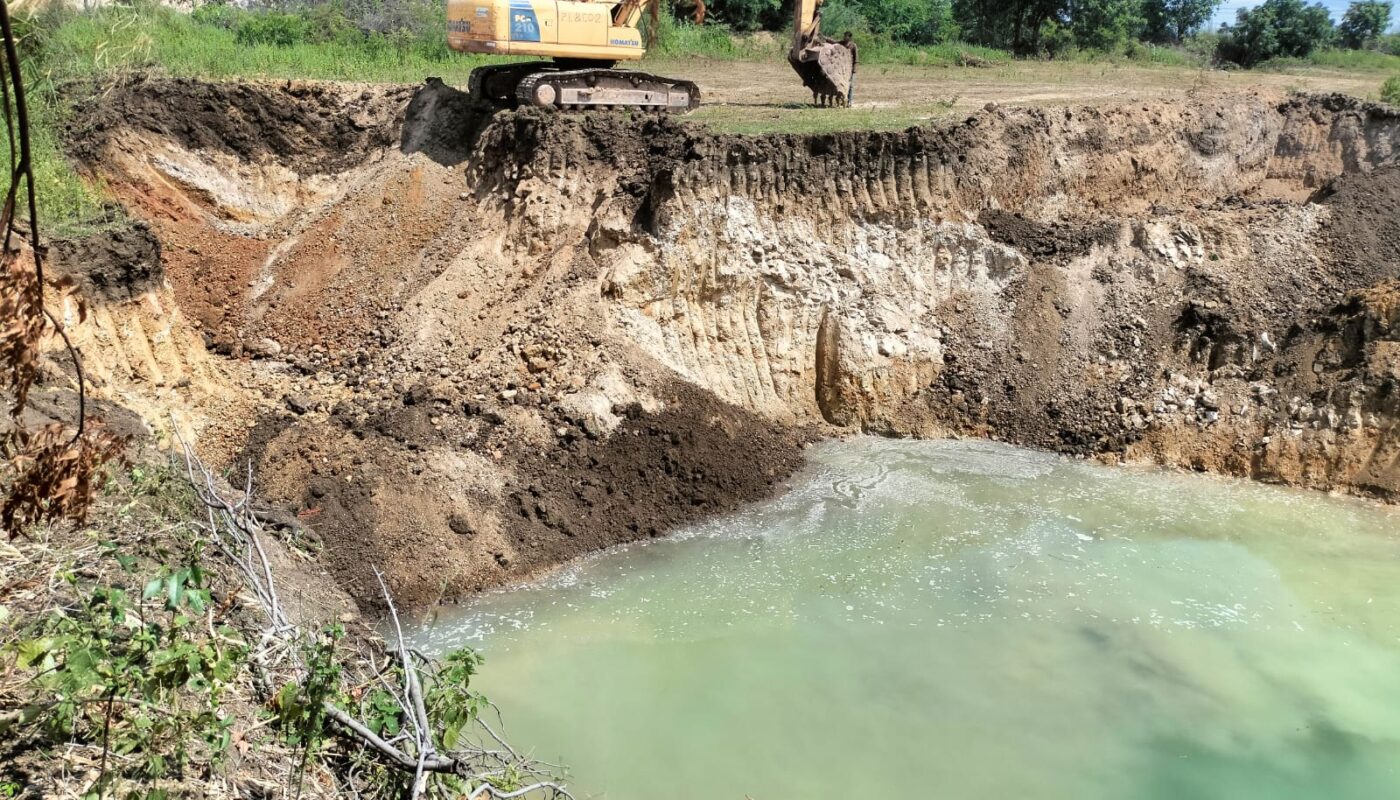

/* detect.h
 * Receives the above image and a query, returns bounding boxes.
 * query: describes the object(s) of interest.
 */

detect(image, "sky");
[1210,0,1400,29]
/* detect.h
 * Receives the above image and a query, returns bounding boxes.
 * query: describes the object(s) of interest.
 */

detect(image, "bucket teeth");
[788,42,853,104]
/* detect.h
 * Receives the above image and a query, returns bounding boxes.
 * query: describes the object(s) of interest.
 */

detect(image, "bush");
[836,0,959,45]
[1217,0,1336,66]
[7,526,249,790]
[651,18,751,58]
[699,0,782,32]
[1182,30,1223,61]
[234,11,315,46]
[813,0,874,39]
[1383,74,1400,103]
[1038,19,1077,58]
[1338,0,1392,49]
[190,2,244,30]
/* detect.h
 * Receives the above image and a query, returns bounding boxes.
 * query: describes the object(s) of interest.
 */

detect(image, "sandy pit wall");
[57,76,1400,609]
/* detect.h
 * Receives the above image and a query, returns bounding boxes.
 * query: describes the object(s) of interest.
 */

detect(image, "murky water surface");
[409,438,1400,800]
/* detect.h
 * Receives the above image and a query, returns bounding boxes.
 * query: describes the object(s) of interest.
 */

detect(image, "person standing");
[840,31,858,106]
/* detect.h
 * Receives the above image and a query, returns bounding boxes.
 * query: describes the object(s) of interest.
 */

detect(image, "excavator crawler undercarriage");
[469,62,700,112]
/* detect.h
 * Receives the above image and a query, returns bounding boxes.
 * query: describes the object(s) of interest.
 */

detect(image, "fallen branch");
[172,430,574,799]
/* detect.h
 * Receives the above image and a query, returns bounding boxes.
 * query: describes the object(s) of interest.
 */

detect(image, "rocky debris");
[284,393,315,415]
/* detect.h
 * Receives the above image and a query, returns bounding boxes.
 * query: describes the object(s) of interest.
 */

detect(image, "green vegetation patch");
[689,97,962,134]
[1382,74,1400,103]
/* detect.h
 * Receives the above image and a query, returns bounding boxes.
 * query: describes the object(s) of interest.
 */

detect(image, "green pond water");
[408,438,1400,800]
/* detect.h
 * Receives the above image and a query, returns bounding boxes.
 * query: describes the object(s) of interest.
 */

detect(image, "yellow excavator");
[446,0,853,112]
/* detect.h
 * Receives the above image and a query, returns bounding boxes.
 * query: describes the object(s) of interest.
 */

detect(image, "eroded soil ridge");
[59,77,1400,607]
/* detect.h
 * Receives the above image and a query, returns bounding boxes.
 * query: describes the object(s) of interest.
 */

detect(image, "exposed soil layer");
[67,75,415,174]
[61,76,1400,609]
[1316,164,1400,287]
[49,220,163,302]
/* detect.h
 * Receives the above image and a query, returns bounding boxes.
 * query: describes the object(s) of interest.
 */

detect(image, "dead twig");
[173,431,574,799]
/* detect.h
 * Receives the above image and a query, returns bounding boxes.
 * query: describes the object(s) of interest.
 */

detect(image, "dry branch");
[0,0,124,540]
[173,430,573,799]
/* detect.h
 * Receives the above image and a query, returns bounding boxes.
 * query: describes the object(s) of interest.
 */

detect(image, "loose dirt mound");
[1317,164,1400,287]
[978,209,1117,261]
[68,74,413,173]
[63,77,1400,609]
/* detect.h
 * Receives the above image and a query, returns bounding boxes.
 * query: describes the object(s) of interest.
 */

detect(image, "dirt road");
[642,58,1392,133]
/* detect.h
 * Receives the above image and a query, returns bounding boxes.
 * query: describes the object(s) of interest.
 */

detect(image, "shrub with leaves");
[1383,73,1400,103]
[5,545,247,791]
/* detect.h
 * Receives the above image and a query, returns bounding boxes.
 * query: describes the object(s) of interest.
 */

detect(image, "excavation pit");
[59,77,1400,608]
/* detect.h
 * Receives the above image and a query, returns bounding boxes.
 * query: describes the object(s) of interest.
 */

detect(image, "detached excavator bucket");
[788,41,852,102]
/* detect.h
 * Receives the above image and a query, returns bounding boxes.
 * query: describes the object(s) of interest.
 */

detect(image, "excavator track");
[514,68,700,113]
[468,61,556,106]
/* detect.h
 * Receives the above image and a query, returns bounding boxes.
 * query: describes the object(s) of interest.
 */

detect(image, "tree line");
[705,0,1398,64]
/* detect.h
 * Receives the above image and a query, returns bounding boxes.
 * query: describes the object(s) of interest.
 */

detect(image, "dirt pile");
[68,75,414,173]
[62,77,1400,609]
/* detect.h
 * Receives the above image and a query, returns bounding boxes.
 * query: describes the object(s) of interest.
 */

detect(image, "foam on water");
[409,438,1400,799]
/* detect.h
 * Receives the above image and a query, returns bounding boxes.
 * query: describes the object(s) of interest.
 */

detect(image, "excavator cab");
[446,0,642,61]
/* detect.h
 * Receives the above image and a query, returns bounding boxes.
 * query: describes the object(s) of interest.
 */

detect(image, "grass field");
[10,4,1400,232]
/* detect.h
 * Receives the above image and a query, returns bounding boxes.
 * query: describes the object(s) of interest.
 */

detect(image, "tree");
[1219,0,1335,65]
[1069,0,1145,49]
[952,0,1067,53]
[825,0,960,44]
[1141,0,1224,43]
[1338,1,1392,48]
[694,0,781,31]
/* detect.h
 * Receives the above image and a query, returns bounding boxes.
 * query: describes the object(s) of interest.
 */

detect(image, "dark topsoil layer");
[66,75,417,174]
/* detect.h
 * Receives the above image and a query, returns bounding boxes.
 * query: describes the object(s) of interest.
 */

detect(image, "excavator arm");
[788,0,853,105]
[612,0,705,40]
[612,0,649,30]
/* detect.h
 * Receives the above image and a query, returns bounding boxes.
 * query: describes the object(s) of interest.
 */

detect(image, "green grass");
[859,40,1011,66]
[42,5,497,84]
[650,19,1011,67]
[689,99,961,135]
[1055,42,1206,67]
[10,103,113,237]
[1260,47,1400,73]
